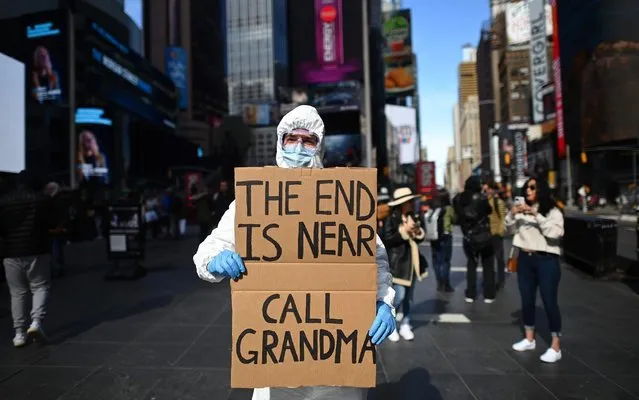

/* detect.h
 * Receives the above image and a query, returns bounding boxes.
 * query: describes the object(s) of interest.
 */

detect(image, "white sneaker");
[512,338,536,352]
[395,312,404,323]
[484,298,495,304]
[465,297,474,303]
[27,321,47,344]
[399,324,415,341]
[13,331,27,348]
[387,329,400,342]
[540,348,562,363]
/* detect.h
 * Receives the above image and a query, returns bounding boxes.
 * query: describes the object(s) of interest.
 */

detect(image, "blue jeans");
[50,238,65,268]
[517,251,562,336]
[431,234,453,283]
[392,283,414,326]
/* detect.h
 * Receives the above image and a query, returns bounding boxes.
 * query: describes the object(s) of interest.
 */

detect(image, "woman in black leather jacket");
[380,187,427,342]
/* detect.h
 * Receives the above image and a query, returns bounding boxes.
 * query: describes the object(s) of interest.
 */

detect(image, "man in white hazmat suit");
[193,105,396,400]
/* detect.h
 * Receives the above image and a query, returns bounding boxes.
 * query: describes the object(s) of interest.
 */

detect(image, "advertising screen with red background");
[288,0,363,85]
[416,161,436,195]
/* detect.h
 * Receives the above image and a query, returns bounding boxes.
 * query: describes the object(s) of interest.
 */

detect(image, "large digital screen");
[558,0,639,148]
[385,104,418,165]
[322,133,362,167]
[75,107,114,187]
[279,81,360,116]
[0,52,25,173]
[165,46,188,110]
[383,9,412,57]
[23,11,68,105]
[83,20,178,129]
[289,0,363,85]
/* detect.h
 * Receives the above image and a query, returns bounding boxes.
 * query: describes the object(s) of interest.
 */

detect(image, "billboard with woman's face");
[23,11,67,105]
[75,108,114,187]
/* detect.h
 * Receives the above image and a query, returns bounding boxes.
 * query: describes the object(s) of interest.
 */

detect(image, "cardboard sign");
[231,167,378,389]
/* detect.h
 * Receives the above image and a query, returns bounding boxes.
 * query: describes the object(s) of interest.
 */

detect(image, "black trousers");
[463,240,496,300]
[199,222,212,243]
[493,235,506,286]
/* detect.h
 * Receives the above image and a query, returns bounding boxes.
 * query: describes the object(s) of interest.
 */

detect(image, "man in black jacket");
[454,176,495,304]
[45,182,68,277]
[0,171,54,347]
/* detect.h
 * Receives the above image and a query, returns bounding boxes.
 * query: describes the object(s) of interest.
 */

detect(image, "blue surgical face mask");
[282,142,316,168]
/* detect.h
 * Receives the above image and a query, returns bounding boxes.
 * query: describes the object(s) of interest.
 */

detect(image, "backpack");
[460,198,492,250]
[424,208,442,241]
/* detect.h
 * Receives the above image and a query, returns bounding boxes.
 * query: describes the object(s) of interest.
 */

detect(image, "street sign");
[106,203,144,260]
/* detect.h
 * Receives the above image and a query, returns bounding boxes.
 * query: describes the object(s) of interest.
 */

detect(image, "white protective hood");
[275,105,325,168]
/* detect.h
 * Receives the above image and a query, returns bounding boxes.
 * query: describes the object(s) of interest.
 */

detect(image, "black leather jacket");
[0,188,54,258]
[380,209,426,287]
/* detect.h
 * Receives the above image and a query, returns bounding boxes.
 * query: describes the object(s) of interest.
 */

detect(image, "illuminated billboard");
[22,10,68,105]
[289,0,363,85]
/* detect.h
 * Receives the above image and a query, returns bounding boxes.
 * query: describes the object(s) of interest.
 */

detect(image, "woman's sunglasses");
[526,185,536,191]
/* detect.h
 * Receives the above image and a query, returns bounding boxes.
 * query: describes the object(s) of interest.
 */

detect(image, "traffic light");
[504,153,511,165]
[581,151,588,164]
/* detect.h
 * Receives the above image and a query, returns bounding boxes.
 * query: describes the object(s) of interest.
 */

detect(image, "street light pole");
[362,0,373,168]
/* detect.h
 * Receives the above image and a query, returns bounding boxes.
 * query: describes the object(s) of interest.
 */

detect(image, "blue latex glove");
[369,301,396,345]
[207,250,246,279]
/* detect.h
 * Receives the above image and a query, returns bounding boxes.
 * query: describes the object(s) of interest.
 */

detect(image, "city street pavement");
[1,229,639,399]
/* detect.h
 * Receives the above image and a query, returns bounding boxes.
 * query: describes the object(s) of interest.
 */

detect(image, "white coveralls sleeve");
[375,234,395,308]
[193,200,237,283]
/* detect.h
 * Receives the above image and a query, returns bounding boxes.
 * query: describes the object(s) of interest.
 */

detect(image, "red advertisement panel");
[184,172,202,195]
[550,0,565,159]
[416,161,436,195]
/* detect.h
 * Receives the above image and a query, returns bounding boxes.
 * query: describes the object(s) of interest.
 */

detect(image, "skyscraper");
[458,45,480,183]
[381,0,402,12]
[226,0,288,115]
[459,44,478,104]
[143,0,228,150]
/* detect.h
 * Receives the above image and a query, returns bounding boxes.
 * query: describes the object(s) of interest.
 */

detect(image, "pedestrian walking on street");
[381,187,428,342]
[425,191,455,292]
[193,105,396,400]
[454,176,495,304]
[211,179,232,228]
[45,182,68,277]
[0,171,54,348]
[506,178,565,363]
[192,183,213,243]
[486,182,507,290]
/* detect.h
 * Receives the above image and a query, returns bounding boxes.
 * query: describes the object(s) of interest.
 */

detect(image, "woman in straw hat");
[380,187,428,342]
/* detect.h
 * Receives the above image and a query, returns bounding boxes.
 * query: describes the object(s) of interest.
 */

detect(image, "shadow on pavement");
[619,257,639,296]
[411,298,449,316]
[46,294,175,345]
[368,368,443,400]
[510,306,552,344]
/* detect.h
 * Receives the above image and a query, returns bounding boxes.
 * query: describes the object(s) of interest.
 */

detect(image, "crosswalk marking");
[435,313,472,323]
[451,266,473,272]
[412,313,472,324]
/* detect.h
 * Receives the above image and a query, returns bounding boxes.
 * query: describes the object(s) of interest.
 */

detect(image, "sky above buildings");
[124,0,142,28]
[404,0,489,184]
[124,0,490,184]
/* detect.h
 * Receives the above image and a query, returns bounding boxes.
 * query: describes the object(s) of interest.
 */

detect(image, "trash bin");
[563,215,618,278]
